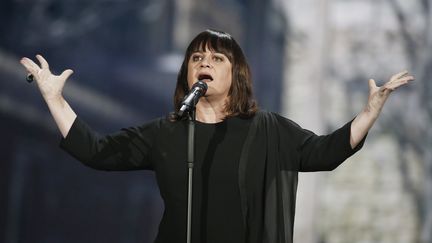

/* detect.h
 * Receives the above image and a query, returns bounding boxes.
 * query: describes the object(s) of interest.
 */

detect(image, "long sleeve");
[274,113,366,172]
[240,112,367,243]
[59,116,159,171]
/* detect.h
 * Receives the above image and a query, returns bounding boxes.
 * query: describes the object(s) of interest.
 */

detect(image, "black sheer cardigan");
[60,111,366,243]
[238,111,365,243]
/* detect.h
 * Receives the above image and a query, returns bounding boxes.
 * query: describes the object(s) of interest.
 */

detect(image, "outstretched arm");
[350,70,414,148]
[20,54,76,138]
[20,55,155,170]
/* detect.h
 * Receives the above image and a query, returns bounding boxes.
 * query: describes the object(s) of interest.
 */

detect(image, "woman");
[20,29,414,243]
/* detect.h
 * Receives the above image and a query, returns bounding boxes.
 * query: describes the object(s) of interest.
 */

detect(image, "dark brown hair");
[171,29,258,120]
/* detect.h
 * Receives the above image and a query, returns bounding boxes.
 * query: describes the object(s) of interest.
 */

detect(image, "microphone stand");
[179,80,207,243]
[186,108,196,243]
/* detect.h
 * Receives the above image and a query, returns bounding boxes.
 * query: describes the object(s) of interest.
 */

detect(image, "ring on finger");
[26,73,35,83]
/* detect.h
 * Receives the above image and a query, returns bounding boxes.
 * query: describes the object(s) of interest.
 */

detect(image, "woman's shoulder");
[144,113,194,131]
[254,110,300,127]
[136,115,179,129]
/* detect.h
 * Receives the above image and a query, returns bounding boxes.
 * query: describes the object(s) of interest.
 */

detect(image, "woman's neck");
[195,97,228,123]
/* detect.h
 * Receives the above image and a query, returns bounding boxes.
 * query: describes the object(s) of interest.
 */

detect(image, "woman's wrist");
[363,103,381,120]
[43,94,64,104]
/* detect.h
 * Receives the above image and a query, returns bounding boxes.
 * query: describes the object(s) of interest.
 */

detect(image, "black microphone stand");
[178,80,207,243]
[186,108,196,243]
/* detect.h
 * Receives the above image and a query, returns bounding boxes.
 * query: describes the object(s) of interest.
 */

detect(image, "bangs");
[172,29,257,120]
[186,30,234,61]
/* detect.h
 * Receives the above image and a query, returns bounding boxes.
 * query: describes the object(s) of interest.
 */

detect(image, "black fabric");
[238,112,365,243]
[60,111,366,243]
[192,118,251,243]
[61,115,252,243]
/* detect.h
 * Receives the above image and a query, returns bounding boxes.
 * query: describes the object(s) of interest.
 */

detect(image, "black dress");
[60,111,366,243]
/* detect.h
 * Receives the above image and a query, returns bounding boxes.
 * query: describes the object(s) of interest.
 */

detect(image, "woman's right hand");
[20,54,74,101]
[20,54,77,137]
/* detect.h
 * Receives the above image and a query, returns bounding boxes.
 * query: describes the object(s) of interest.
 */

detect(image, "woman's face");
[187,47,232,101]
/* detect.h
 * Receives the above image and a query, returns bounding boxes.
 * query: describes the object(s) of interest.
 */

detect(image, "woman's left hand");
[350,70,414,148]
[365,70,414,116]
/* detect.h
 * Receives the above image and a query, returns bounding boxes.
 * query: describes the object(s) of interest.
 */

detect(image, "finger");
[368,79,377,90]
[401,75,415,82]
[20,57,41,74]
[60,69,74,80]
[393,74,414,83]
[392,70,408,80]
[36,54,49,69]
[385,77,412,90]
[392,76,414,85]
[388,80,410,89]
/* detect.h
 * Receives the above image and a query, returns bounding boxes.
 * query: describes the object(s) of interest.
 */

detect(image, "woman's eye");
[192,55,202,62]
[213,56,224,62]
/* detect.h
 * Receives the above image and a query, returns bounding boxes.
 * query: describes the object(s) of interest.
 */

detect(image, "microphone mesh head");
[193,80,208,94]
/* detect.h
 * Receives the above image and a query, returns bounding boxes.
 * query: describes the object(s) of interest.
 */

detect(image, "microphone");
[178,80,208,117]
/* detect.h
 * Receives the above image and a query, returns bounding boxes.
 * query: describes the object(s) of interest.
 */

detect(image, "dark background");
[0,0,288,242]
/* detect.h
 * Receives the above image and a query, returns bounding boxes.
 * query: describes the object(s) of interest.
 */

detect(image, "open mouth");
[198,74,213,81]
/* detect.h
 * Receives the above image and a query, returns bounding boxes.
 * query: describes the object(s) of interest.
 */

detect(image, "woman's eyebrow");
[191,50,225,56]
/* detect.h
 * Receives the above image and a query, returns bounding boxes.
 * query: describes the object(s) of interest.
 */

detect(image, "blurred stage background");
[0,0,431,243]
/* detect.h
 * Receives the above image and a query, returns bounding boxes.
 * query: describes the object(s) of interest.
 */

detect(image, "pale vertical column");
[420,2,432,242]
[172,0,193,50]
[278,0,329,242]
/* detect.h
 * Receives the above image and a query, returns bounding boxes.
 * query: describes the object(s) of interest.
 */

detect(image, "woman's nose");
[200,57,212,68]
